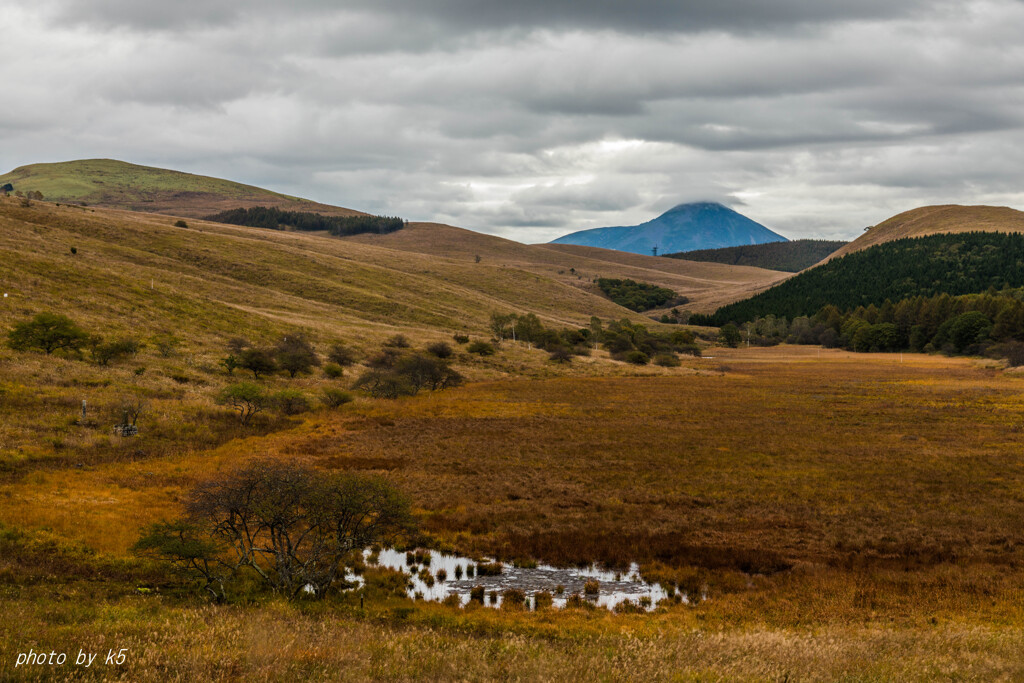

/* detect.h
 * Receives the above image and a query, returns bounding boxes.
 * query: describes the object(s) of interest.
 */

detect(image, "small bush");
[272,390,311,415]
[173,220,188,228]
[321,388,354,408]
[565,594,591,609]
[453,334,470,344]
[426,342,453,358]
[327,343,357,366]
[467,341,496,356]
[384,334,410,348]
[624,350,650,365]
[583,578,600,595]
[441,593,462,608]
[323,362,345,378]
[89,336,141,365]
[469,585,485,603]
[501,588,527,609]
[534,591,554,609]
[653,353,680,367]
[549,347,573,363]
[613,598,644,614]
[476,562,503,576]
[454,565,463,580]
[435,568,447,582]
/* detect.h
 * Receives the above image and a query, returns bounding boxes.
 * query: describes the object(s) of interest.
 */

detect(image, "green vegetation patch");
[205,206,404,237]
[596,278,677,312]
[698,232,1024,325]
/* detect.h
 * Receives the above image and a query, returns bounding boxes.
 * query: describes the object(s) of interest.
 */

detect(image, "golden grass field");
[4,192,1024,680]
[5,341,1024,681]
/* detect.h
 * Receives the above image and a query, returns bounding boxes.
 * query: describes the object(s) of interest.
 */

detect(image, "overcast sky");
[3,0,1024,242]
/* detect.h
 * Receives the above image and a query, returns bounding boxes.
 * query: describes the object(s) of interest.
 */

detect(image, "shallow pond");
[367,549,680,611]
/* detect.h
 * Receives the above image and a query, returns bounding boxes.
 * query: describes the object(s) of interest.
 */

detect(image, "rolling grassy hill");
[0,159,362,218]
[0,197,663,355]
[344,223,791,312]
[666,239,847,272]
[1,159,791,312]
[827,204,1024,260]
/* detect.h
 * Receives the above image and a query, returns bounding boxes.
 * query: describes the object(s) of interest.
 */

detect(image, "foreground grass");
[4,592,1024,682]
[5,345,1024,679]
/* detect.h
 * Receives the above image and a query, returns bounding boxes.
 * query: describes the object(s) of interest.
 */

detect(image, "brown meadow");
[5,345,1024,680]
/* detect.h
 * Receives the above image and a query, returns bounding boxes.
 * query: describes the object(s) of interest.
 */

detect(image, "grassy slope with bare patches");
[345,222,791,312]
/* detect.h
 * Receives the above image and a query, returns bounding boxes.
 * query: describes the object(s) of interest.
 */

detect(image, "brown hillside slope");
[0,198,661,353]
[0,159,363,219]
[826,205,1024,261]
[345,222,791,312]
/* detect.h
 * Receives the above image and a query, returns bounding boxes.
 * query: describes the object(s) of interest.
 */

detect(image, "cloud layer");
[3,0,1024,241]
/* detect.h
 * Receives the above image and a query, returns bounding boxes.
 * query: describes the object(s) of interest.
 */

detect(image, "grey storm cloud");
[4,0,1024,242]
[44,0,936,34]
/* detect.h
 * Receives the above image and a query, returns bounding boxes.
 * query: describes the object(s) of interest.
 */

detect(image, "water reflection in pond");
[367,549,682,611]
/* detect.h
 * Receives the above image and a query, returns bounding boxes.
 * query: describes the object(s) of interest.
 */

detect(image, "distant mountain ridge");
[549,202,788,256]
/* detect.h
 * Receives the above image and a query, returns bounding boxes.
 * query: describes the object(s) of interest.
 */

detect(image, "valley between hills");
[4,160,1024,681]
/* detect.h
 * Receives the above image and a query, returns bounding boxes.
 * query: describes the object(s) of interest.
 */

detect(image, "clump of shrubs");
[453,334,470,344]
[583,578,600,595]
[653,353,680,367]
[353,348,463,399]
[426,341,453,358]
[321,388,354,408]
[500,588,527,610]
[469,585,485,603]
[89,336,142,365]
[623,350,650,365]
[534,591,554,609]
[271,389,311,415]
[467,340,496,356]
[476,562,503,576]
[323,362,345,378]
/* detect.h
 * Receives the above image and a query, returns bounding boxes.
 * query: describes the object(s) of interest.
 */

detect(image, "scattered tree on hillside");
[217,382,268,425]
[275,334,320,378]
[238,348,278,379]
[7,313,89,355]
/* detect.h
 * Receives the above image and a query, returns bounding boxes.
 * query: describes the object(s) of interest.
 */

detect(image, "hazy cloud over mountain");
[3,0,1024,240]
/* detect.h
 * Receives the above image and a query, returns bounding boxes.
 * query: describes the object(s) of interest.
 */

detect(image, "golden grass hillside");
[0,196,663,350]
[345,222,791,312]
[825,204,1024,261]
[0,159,363,218]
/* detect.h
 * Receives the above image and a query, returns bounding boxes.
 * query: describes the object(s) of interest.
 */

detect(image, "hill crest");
[0,158,363,219]
[826,204,1024,261]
